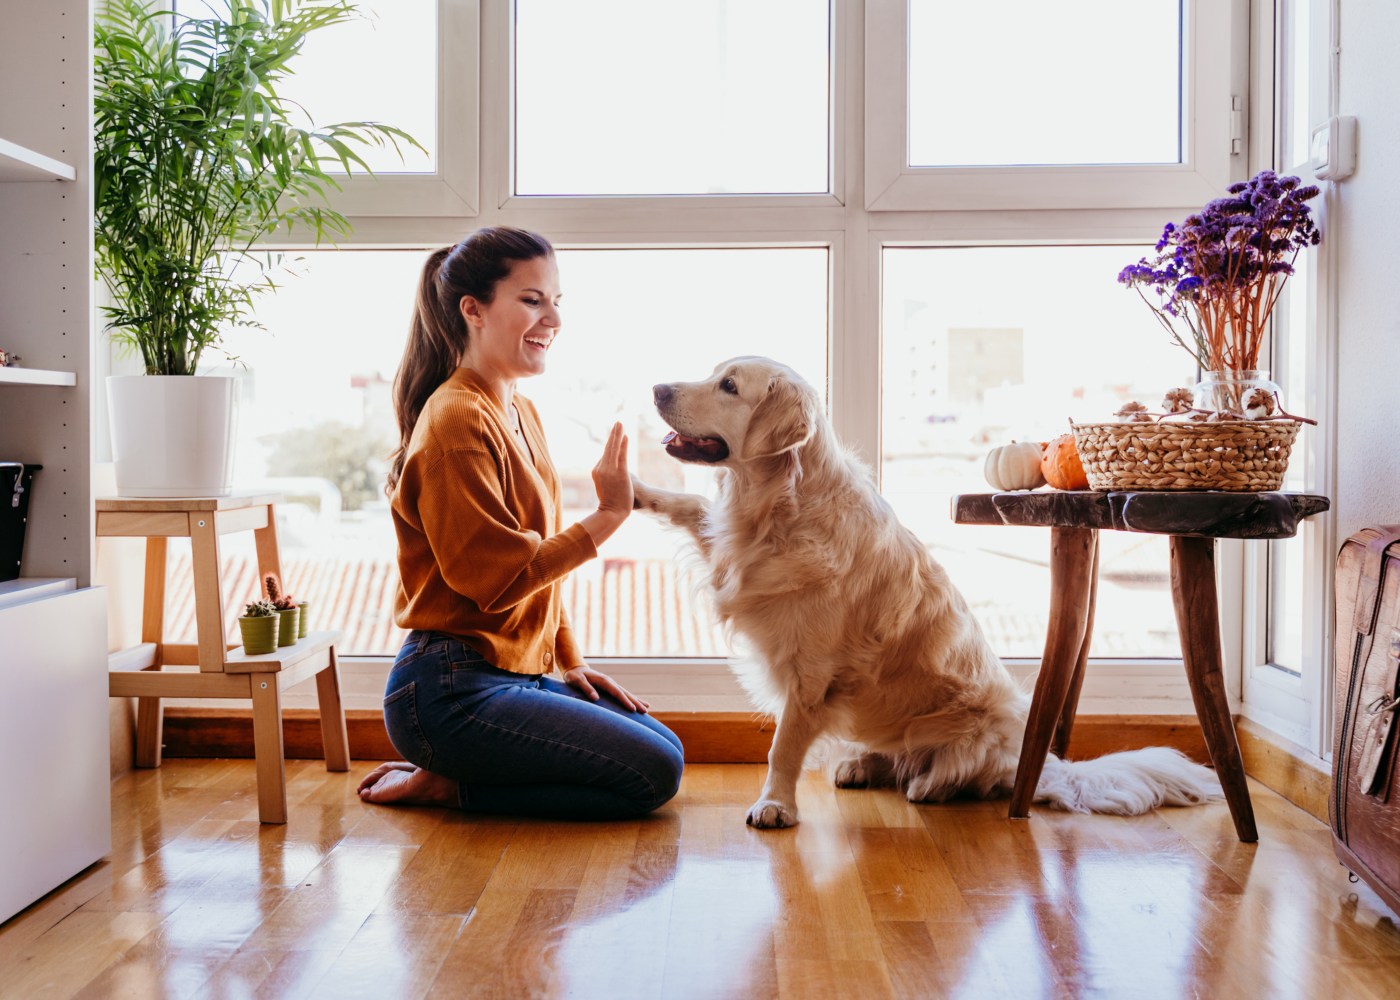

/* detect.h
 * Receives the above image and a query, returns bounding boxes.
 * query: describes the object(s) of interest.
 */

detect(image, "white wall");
[1335,1,1400,537]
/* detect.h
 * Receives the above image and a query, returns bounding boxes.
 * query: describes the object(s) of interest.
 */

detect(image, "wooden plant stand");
[100,493,349,824]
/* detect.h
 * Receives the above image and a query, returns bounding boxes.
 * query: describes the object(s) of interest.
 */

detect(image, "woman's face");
[459,255,562,383]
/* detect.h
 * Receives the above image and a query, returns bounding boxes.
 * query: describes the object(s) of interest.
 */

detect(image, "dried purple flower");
[1119,170,1321,373]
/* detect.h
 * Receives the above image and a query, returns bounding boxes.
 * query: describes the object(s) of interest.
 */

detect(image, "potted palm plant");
[94,0,419,497]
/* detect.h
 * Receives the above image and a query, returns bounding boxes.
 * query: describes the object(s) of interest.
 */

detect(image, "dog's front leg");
[747,704,822,829]
[631,475,712,555]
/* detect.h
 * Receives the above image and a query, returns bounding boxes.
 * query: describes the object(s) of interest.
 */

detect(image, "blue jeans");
[382,631,685,820]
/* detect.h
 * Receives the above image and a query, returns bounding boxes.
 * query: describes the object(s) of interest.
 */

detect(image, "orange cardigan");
[391,367,597,674]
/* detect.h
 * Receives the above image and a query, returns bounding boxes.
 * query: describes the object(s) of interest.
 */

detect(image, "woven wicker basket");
[1072,419,1300,492]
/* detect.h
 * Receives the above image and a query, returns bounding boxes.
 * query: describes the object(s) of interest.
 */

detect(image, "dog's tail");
[1033,747,1222,815]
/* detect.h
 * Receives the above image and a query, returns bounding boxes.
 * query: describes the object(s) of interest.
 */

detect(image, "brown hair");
[386,226,555,495]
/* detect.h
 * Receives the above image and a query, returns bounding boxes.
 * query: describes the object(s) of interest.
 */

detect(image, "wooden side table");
[952,490,1330,842]
[100,493,349,824]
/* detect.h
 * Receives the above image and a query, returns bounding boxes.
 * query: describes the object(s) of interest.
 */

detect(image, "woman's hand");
[592,421,633,514]
[580,422,632,546]
[564,664,651,714]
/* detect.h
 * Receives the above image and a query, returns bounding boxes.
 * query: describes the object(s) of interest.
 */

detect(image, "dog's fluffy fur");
[634,356,1221,828]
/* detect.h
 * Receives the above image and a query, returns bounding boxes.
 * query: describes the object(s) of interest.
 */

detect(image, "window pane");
[534,248,829,656]
[190,248,827,658]
[1280,0,1314,170]
[908,0,1182,167]
[275,0,437,173]
[1266,276,1312,674]
[881,246,1185,659]
[174,0,437,173]
[515,0,829,195]
[1268,2,1313,675]
[186,252,423,658]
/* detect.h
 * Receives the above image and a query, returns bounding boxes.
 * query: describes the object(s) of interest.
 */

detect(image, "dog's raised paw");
[629,474,657,509]
[745,799,799,829]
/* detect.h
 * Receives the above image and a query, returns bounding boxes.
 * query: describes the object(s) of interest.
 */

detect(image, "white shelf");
[0,137,76,182]
[0,366,77,386]
[0,1,108,924]
[0,577,76,611]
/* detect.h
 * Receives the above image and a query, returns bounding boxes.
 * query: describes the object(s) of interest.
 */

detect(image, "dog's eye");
[720,377,738,395]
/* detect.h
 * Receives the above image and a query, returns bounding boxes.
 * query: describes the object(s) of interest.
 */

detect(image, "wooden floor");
[4,761,1400,999]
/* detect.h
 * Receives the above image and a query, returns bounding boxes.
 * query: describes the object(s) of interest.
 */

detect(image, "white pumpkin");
[984,441,1047,491]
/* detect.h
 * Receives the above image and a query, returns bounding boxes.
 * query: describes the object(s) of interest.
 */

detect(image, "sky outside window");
[908,0,1182,167]
[514,0,829,195]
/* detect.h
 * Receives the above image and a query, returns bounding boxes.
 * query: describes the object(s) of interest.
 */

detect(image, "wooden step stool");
[101,493,349,824]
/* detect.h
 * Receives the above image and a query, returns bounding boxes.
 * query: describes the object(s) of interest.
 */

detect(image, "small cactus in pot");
[239,598,279,655]
[265,573,300,647]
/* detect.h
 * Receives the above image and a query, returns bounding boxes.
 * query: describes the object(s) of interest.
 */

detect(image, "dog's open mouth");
[662,430,729,463]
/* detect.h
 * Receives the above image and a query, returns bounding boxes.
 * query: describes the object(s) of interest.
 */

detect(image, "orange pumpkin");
[1040,433,1089,490]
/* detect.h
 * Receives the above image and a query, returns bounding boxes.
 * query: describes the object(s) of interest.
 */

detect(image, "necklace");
[509,405,530,458]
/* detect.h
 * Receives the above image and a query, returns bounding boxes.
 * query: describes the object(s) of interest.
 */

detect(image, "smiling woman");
[354,225,687,821]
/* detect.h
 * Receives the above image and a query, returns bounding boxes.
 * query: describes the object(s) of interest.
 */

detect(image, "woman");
[358,226,684,819]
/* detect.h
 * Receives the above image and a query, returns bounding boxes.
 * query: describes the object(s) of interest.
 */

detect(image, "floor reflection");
[550,808,780,998]
[26,761,1400,999]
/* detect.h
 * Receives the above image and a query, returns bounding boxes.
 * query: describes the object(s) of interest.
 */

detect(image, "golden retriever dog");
[632,356,1221,828]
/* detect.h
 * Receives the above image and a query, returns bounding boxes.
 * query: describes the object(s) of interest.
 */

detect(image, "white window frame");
[1237,0,1339,759]
[863,0,1248,211]
[318,0,480,217]
[488,0,844,213]
[248,0,1292,722]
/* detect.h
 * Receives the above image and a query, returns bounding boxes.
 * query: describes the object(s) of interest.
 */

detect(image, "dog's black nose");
[653,384,673,405]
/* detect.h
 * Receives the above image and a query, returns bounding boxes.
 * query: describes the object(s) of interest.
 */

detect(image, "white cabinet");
[0,584,109,924]
[0,0,111,924]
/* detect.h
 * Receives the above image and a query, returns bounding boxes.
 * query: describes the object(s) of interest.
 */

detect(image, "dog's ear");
[743,376,815,459]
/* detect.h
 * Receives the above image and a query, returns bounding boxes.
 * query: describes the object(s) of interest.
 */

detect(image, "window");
[199,247,827,658]
[514,0,830,196]
[908,0,1181,168]
[153,0,1292,723]
[1240,0,1337,754]
[171,1,472,214]
[186,252,419,656]
[881,245,1183,658]
[518,246,829,656]
[277,0,438,174]
[866,0,1242,209]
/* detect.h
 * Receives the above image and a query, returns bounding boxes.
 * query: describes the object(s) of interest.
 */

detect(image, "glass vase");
[1191,369,1283,419]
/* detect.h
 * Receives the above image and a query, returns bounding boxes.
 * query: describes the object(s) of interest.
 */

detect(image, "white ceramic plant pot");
[108,374,238,497]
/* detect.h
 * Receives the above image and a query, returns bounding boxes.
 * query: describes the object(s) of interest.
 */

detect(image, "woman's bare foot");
[357,762,459,807]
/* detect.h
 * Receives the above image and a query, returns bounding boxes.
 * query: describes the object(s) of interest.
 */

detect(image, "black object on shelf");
[0,462,41,582]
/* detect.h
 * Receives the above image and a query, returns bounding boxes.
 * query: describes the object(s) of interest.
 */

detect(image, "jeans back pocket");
[383,681,434,769]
